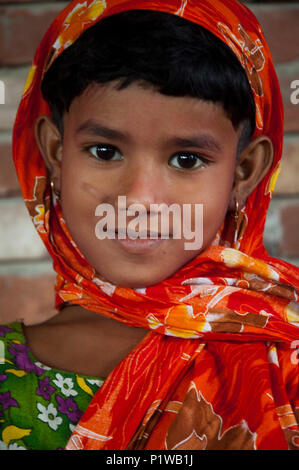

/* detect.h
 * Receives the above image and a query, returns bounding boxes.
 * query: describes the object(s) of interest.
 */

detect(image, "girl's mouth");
[113,231,168,254]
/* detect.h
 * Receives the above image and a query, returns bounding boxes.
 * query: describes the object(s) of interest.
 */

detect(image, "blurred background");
[0,0,299,321]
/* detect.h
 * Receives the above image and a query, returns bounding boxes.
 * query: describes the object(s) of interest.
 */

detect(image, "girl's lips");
[113,233,166,254]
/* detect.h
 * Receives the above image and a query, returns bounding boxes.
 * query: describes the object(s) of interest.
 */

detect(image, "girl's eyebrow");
[75,119,222,152]
[75,119,130,141]
[170,136,222,152]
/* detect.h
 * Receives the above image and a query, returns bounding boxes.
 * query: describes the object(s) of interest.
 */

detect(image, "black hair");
[41,10,256,156]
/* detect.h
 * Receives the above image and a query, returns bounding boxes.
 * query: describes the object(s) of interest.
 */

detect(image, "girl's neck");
[23,305,148,377]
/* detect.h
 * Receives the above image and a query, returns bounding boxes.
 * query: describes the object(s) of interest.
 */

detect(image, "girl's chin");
[94,265,174,289]
[90,238,203,287]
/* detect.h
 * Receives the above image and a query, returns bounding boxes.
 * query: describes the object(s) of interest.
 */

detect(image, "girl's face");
[54,81,241,287]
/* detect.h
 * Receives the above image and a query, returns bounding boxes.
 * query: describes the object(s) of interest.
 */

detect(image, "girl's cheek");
[81,181,103,200]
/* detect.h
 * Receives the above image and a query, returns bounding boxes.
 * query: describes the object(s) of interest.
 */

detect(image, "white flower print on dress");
[69,423,76,433]
[86,378,104,387]
[0,440,27,450]
[8,442,27,450]
[52,373,78,397]
[37,402,63,431]
[34,361,52,371]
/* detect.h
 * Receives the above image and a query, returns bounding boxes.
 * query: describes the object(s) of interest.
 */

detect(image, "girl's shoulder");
[0,321,105,384]
[0,322,104,450]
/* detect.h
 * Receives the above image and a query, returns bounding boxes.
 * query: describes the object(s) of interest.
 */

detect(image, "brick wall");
[0,1,299,322]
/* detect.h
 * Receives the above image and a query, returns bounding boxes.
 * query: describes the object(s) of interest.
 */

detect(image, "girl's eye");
[88,145,123,161]
[169,153,208,170]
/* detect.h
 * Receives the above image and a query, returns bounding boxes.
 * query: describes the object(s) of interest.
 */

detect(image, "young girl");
[1,0,298,451]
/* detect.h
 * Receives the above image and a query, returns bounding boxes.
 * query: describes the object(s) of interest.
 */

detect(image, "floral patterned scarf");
[13,0,299,450]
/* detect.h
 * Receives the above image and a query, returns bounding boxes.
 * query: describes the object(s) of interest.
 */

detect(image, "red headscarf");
[13,0,299,450]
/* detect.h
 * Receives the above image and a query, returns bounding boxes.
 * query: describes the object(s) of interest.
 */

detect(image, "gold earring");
[234,198,240,246]
[50,180,60,199]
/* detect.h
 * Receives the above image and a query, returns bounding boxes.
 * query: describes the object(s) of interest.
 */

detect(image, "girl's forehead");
[67,81,234,140]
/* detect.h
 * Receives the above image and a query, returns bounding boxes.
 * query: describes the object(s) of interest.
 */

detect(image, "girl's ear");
[229,135,274,210]
[34,114,63,194]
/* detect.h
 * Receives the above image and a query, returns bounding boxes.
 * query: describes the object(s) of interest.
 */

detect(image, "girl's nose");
[118,161,166,213]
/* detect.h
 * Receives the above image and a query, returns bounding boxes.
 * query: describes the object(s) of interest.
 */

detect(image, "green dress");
[0,322,104,450]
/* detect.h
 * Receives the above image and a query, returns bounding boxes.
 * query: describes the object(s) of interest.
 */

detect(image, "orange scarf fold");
[13,0,299,450]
